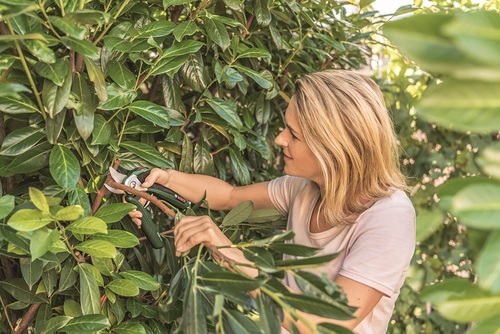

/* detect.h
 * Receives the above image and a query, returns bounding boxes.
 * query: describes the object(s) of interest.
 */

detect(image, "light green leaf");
[120,141,173,168]
[232,65,273,89]
[476,231,500,293]
[61,314,110,332]
[40,316,72,334]
[0,126,44,156]
[0,94,39,114]
[0,195,15,220]
[477,143,500,179]
[29,187,50,214]
[223,309,261,334]
[120,270,160,291]
[107,278,139,296]
[221,200,253,226]
[94,203,136,223]
[466,317,500,334]
[82,57,108,102]
[30,228,60,261]
[416,209,444,242]
[206,98,242,129]
[49,144,80,190]
[75,240,116,258]
[79,265,101,314]
[67,217,108,235]
[128,101,171,128]
[8,209,53,232]
[416,80,500,133]
[451,184,500,229]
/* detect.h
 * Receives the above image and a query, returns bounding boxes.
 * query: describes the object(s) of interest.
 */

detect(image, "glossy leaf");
[94,203,136,223]
[24,39,56,63]
[49,16,86,39]
[49,144,80,190]
[269,243,320,257]
[206,98,242,129]
[120,270,160,291]
[0,126,44,156]
[253,0,272,26]
[476,231,500,293]
[61,314,110,332]
[8,209,53,232]
[30,228,60,261]
[29,187,50,213]
[61,36,99,60]
[106,60,136,90]
[202,272,265,292]
[99,84,136,110]
[40,316,72,334]
[229,147,251,185]
[233,65,273,89]
[45,110,66,144]
[0,278,48,304]
[180,53,210,92]
[20,257,43,289]
[173,20,198,42]
[139,20,176,38]
[41,70,72,118]
[0,94,39,114]
[33,59,69,87]
[72,72,97,139]
[76,240,116,258]
[91,114,112,145]
[83,57,108,102]
[223,309,261,334]
[204,15,230,50]
[67,217,108,235]
[79,264,103,314]
[128,100,171,128]
[162,39,204,59]
[107,278,139,296]
[120,141,173,168]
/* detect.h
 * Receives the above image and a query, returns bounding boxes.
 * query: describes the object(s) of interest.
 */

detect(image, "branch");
[12,303,40,334]
[91,160,121,214]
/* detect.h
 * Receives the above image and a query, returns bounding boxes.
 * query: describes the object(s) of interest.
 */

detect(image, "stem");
[94,0,131,45]
[12,303,41,334]
[5,20,45,119]
[0,287,14,330]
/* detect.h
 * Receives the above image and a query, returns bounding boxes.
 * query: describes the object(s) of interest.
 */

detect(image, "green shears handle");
[125,195,165,249]
[136,171,191,211]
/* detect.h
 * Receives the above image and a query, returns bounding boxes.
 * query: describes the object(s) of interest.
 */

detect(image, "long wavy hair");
[293,70,406,226]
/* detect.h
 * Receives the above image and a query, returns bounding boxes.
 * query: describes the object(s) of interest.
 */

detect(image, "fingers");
[141,168,168,188]
[174,216,230,257]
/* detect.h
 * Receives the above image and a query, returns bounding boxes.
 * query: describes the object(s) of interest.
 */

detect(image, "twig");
[91,160,121,214]
[12,303,40,334]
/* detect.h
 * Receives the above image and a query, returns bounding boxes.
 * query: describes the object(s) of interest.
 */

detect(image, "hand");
[174,215,232,257]
[128,168,171,227]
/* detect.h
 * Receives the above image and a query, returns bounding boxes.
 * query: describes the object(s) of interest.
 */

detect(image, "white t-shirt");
[268,176,416,334]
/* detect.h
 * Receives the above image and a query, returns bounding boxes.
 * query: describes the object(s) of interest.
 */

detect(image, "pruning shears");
[105,167,191,249]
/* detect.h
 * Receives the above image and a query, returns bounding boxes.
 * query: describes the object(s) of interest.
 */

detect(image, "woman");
[130,70,416,333]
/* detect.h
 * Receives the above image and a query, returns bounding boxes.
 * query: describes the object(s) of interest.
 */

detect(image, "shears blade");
[105,167,128,194]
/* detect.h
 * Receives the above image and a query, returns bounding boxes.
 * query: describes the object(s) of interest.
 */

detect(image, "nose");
[275,128,287,147]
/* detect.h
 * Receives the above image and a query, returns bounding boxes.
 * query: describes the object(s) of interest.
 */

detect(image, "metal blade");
[109,167,127,183]
[104,182,125,194]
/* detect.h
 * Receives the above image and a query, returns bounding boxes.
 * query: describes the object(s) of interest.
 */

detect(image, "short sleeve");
[268,176,311,216]
[339,192,416,296]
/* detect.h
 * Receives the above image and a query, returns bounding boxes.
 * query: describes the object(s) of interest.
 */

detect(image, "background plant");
[0,0,381,332]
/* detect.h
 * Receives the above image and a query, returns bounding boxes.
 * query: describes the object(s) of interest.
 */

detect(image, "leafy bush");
[0,0,380,332]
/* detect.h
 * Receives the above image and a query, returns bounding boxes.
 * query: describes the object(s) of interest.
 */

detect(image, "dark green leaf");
[204,15,230,51]
[120,141,173,168]
[128,100,171,128]
[206,98,242,129]
[91,114,112,145]
[275,252,340,270]
[61,36,99,60]
[72,72,98,139]
[0,278,48,304]
[48,16,86,39]
[173,20,198,42]
[139,20,176,38]
[202,272,265,291]
[269,243,320,257]
[61,314,110,332]
[229,147,251,185]
[221,200,253,226]
[33,59,69,86]
[0,94,39,114]
[42,69,72,118]
[120,270,160,291]
[107,60,136,90]
[180,53,210,92]
[20,257,43,289]
[253,0,271,26]
[0,126,44,156]
[233,65,272,89]
[280,293,354,320]
[223,309,261,334]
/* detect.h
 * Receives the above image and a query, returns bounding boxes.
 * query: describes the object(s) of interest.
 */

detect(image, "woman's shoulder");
[358,189,416,226]
[270,175,315,191]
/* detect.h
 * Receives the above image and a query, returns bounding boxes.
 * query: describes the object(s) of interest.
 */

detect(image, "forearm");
[165,169,236,210]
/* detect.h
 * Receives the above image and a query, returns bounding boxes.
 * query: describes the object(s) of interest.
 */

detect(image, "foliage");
[383,7,500,333]
[0,0,380,332]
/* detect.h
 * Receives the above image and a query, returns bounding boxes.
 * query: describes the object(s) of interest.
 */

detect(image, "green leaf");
[276,252,340,270]
[0,278,48,304]
[30,228,60,261]
[67,217,108,235]
[256,293,281,334]
[128,101,171,128]
[107,60,136,90]
[280,293,354,320]
[24,39,56,63]
[451,184,500,229]
[82,57,108,102]
[202,272,265,292]
[72,72,97,139]
[3,142,51,176]
[50,144,80,190]
[233,65,273,89]
[75,240,117,258]
[94,203,136,223]
[49,16,87,39]
[416,80,500,134]
[180,53,210,92]
[204,15,230,51]
[20,257,43,289]
[0,195,15,220]
[103,36,133,52]
[243,246,276,272]
[0,94,39,114]
[139,20,176,38]
[91,114,112,145]
[476,231,500,293]
[253,0,272,26]
[61,314,110,332]
[223,309,261,334]
[29,187,50,214]
[466,317,500,334]
[236,47,271,60]
[269,243,320,257]
[46,111,66,144]
[107,278,139,296]
[0,126,44,156]
[206,98,242,129]
[162,39,204,59]
[120,270,160,291]
[415,209,444,242]
[120,141,173,168]
[221,200,253,226]
[61,36,99,60]
[33,59,69,86]
[41,70,72,118]
[8,209,53,232]
[79,264,102,314]
[112,321,147,334]
[59,260,78,292]
[163,0,197,8]
[422,279,500,322]
[477,143,500,179]
[40,316,72,334]
[173,20,198,42]
[318,322,354,334]
[229,147,251,185]
[183,281,207,334]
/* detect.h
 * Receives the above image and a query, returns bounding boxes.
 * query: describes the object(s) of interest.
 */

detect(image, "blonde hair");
[294,70,406,226]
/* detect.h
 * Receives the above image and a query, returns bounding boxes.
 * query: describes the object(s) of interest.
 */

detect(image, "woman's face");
[275,98,324,187]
